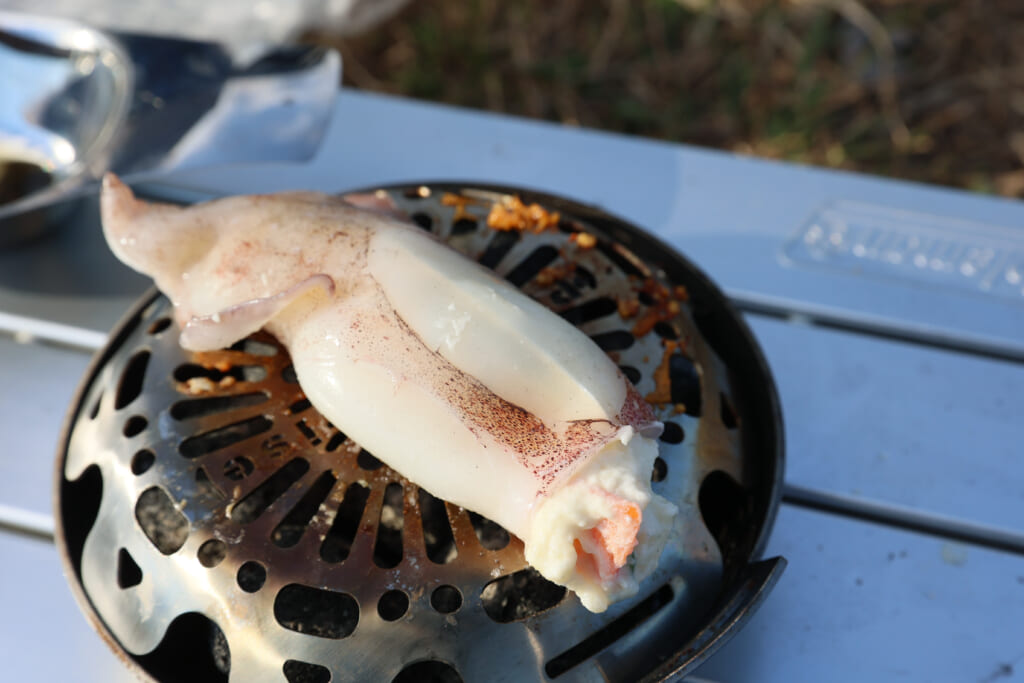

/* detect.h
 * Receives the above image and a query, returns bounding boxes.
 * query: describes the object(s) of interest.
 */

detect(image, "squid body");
[100,175,677,612]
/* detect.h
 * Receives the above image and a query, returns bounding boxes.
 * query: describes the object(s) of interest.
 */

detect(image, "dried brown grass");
[310,0,1024,197]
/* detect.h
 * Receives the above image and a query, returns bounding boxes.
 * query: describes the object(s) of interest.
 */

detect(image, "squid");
[100,175,677,612]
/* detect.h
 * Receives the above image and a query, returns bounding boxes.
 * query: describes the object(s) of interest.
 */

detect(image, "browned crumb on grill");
[631,277,686,337]
[569,231,597,249]
[183,377,216,394]
[487,196,561,233]
[441,192,485,222]
[617,296,640,319]
[645,339,684,406]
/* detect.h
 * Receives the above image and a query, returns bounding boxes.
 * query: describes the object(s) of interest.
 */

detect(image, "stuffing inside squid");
[99,174,678,613]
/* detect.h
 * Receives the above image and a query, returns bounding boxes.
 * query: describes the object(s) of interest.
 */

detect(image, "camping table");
[2,89,1022,682]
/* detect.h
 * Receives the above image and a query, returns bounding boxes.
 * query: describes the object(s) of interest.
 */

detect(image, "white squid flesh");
[100,175,678,612]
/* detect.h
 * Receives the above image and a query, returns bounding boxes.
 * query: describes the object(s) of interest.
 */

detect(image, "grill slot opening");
[237,561,267,593]
[411,212,433,230]
[116,548,143,589]
[135,486,189,555]
[568,264,597,290]
[131,448,155,475]
[229,457,310,524]
[430,585,462,613]
[197,539,227,568]
[392,661,463,683]
[357,448,383,470]
[147,317,172,335]
[88,391,103,420]
[295,418,321,446]
[123,415,148,437]
[179,416,273,459]
[134,612,230,683]
[505,245,559,287]
[720,391,739,429]
[596,241,645,278]
[274,584,359,639]
[174,362,267,384]
[590,330,634,352]
[170,392,269,420]
[618,365,641,385]
[669,353,703,416]
[273,470,338,548]
[478,230,520,268]
[61,465,102,577]
[373,482,405,569]
[558,296,618,325]
[282,365,298,383]
[652,457,668,483]
[659,421,685,444]
[548,265,597,306]
[419,488,457,564]
[654,321,679,340]
[467,511,510,551]
[284,660,332,683]
[288,398,312,415]
[228,338,278,356]
[115,350,150,410]
[324,430,347,452]
[699,470,754,566]
[451,217,477,235]
[378,590,410,621]
[481,567,566,622]
[320,482,370,563]
[544,583,675,678]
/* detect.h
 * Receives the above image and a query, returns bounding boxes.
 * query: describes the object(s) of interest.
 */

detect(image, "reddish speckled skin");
[100,175,669,581]
[333,299,651,497]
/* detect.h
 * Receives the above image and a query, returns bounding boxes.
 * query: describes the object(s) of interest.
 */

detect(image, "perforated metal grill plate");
[56,184,777,683]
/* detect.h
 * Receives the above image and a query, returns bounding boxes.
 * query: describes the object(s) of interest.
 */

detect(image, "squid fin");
[180,274,335,351]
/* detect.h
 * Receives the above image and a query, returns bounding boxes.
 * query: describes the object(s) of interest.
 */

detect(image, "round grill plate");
[56,184,784,682]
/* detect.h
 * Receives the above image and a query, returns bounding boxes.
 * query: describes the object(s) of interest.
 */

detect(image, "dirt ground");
[312,0,1024,199]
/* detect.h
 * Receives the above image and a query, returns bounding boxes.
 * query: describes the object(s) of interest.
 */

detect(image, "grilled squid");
[100,175,678,612]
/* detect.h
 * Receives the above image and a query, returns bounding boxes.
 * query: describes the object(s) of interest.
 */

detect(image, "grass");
[309,0,1024,198]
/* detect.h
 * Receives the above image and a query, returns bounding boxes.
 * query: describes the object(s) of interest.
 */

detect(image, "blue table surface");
[1,89,1021,682]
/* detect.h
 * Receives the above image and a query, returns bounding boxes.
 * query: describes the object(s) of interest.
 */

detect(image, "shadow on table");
[0,196,150,298]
